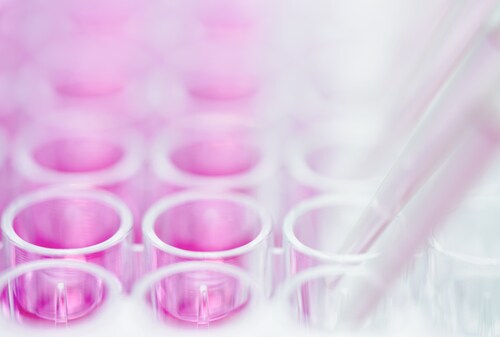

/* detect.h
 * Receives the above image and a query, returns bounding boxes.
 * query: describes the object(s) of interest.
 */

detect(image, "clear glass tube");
[1,187,133,285]
[283,194,410,300]
[0,259,121,326]
[132,261,262,327]
[142,190,273,294]
[427,195,500,336]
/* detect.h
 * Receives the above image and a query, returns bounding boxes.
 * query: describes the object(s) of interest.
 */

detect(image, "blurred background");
[1,0,500,336]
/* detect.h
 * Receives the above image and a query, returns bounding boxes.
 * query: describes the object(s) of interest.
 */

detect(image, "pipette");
[385,0,500,140]
[359,0,500,177]
[347,106,500,323]
[339,32,500,323]
[339,32,500,256]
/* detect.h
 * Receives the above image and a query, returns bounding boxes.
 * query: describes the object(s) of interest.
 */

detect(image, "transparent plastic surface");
[286,128,397,208]
[280,266,386,332]
[133,261,262,326]
[427,196,500,337]
[1,187,133,284]
[12,128,144,240]
[143,191,273,293]
[151,114,276,193]
[283,195,405,277]
[0,260,121,326]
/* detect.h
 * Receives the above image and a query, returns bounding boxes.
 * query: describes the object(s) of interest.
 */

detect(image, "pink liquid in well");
[0,267,108,325]
[144,192,270,324]
[4,195,127,322]
[149,269,250,325]
[153,199,260,252]
[170,139,260,177]
[32,137,124,174]
[146,197,265,324]
[13,198,120,249]
[25,135,142,248]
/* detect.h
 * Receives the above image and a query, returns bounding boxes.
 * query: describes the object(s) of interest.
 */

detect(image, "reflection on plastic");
[0,260,121,326]
[134,262,259,327]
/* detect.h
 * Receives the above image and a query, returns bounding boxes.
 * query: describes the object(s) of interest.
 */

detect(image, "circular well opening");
[13,197,121,249]
[152,196,264,253]
[0,261,120,325]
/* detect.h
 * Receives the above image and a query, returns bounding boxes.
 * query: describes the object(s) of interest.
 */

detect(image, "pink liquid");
[0,267,109,325]
[170,139,260,177]
[143,193,271,324]
[33,138,123,174]
[149,198,262,266]
[15,133,143,243]
[3,193,131,285]
[149,269,250,325]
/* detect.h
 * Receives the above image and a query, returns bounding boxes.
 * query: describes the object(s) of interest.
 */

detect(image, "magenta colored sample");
[143,191,272,267]
[12,129,144,242]
[1,187,133,285]
[151,114,276,196]
[152,269,247,324]
[3,268,107,322]
[150,115,281,243]
[0,260,120,325]
[32,138,123,174]
[134,262,257,326]
[170,138,260,178]
[139,192,269,326]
